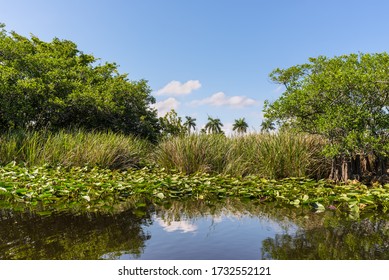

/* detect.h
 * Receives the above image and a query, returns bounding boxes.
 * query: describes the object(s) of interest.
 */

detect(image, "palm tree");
[183,116,196,134]
[260,119,275,132]
[205,116,223,134]
[232,117,248,134]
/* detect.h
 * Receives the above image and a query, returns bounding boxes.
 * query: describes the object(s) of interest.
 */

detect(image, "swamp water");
[1,199,389,260]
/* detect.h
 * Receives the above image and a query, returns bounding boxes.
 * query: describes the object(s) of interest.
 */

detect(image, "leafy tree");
[159,109,186,137]
[0,24,160,141]
[232,117,248,134]
[183,116,196,134]
[205,116,224,134]
[263,53,389,181]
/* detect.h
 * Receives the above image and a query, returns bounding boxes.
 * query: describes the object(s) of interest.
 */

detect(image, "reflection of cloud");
[157,80,201,96]
[156,218,197,233]
[190,92,257,108]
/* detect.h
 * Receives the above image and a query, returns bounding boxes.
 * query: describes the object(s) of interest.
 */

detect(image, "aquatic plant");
[1,164,388,215]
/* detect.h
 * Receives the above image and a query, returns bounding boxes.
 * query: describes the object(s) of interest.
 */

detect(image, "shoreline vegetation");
[1,26,388,217]
[0,130,388,216]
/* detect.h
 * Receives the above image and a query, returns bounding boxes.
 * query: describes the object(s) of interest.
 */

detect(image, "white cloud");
[190,92,257,108]
[157,80,201,96]
[151,97,180,117]
[223,122,234,136]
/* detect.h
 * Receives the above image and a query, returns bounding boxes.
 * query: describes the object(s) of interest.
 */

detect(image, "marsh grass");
[0,130,150,169]
[225,132,329,179]
[156,132,330,179]
[0,130,330,178]
[155,133,228,174]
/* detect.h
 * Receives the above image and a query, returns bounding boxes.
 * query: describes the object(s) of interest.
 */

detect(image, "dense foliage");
[0,24,160,140]
[264,53,389,181]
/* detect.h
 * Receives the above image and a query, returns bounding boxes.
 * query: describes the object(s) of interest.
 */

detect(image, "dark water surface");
[1,199,389,259]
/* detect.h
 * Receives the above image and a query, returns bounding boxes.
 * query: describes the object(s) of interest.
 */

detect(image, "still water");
[1,199,389,259]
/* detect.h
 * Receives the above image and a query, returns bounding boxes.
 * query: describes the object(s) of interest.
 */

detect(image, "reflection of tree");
[261,217,389,259]
[3,198,389,260]
[0,207,152,260]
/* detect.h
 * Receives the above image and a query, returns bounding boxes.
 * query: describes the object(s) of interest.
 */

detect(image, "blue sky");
[2,0,389,134]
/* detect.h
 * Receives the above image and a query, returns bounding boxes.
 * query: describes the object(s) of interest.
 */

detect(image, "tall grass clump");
[225,132,329,179]
[0,130,46,166]
[155,132,330,179]
[155,133,229,174]
[0,130,151,169]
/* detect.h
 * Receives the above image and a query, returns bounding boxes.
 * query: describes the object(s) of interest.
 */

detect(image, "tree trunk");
[361,154,373,174]
[341,157,351,182]
[329,156,342,182]
[350,154,362,180]
[386,158,389,175]
[374,153,387,176]
[329,155,354,182]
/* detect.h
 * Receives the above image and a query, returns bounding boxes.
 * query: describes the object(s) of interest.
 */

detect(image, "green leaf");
[156,192,165,199]
[312,202,325,211]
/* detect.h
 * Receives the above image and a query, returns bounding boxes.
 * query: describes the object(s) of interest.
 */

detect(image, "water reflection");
[261,212,389,259]
[0,199,389,259]
[155,218,198,233]
[0,207,152,259]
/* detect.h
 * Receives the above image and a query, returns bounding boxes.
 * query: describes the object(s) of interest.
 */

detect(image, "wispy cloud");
[151,97,180,117]
[157,80,201,96]
[190,92,257,108]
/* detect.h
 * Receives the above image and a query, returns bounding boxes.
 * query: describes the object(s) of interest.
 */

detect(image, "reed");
[155,132,329,178]
[0,129,150,169]
[225,132,329,178]
[0,129,330,178]
[155,133,228,174]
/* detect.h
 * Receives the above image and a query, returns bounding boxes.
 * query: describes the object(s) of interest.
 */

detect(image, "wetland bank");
[1,131,389,260]
[1,25,389,259]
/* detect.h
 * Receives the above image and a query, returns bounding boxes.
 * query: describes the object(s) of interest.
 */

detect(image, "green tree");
[0,24,160,141]
[183,116,196,134]
[159,109,185,137]
[232,118,248,134]
[263,53,389,181]
[260,119,275,132]
[205,116,224,134]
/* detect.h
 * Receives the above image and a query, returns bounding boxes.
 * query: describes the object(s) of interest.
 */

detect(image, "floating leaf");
[291,199,300,206]
[156,192,165,199]
[15,188,27,195]
[312,202,325,211]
